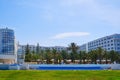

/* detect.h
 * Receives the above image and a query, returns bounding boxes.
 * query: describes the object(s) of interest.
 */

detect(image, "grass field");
[0,70,120,80]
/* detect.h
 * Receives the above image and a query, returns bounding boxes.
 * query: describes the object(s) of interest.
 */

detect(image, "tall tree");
[44,49,52,64]
[39,50,44,63]
[61,50,69,64]
[32,50,39,62]
[97,47,104,64]
[52,49,57,64]
[79,51,83,64]
[81,51,87,64]
[25,44,31,62]
[103,50,109,64]
[109,50,119,63]
[68,43,79,63]
[89,50,98,64]
[117,54,120,63]
[36,43,40,54]
[58,53,63,64]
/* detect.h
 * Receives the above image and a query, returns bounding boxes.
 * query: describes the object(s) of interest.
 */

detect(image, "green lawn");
[0,70,120,80]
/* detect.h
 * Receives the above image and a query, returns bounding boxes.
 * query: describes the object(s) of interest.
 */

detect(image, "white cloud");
[51,32,90,39]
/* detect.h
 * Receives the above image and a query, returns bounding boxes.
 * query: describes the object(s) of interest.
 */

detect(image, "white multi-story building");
[40,46,67,52]
[17,44,67,63]
[0,28,17,64]
[80,34,120,53]
[18,45,67,53]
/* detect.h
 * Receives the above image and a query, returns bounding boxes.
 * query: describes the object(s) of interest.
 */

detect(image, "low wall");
[0,64,9,70]
[111,64,120,70]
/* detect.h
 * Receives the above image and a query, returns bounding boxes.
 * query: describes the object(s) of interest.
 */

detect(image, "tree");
[56,52,63,64]
[109,50,119,63]
[96,47,104,64]
[81,51,87,64]
[79,51,83,64]
[103,50,109,64]
[36,43,40,54]
[79,51,88,64]
[25,44,31,62]
[52,49,57,64]
[68,43,79,63]
[32,51,39,62]
[44,49,52,64]
[89,50,98,64]
[39,50,44,63]
[117,54,120,63]
[61,50,69,64]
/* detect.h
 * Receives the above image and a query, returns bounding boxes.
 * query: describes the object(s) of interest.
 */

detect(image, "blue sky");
[0,0,120,46]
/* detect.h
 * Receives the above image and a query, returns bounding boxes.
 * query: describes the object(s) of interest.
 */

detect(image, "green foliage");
[103,50,109,64]
[36,43,40,54]
[25,44,31,62]
[68,43,79,63]
[61,50,69,63]
[89,50,98,64]
[44,49,53,64]
[109,50,119,63]
[24,43,120,64]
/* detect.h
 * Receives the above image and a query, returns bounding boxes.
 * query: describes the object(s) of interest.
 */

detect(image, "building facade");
[17,44,67,63]
[0,28,17,64]
[18,45,67,53]
[80,34,120,53]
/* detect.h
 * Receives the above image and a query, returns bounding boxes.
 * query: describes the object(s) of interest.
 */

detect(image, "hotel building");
[0,28,17,64]
[80,34,120,53]
[17,45,67,63]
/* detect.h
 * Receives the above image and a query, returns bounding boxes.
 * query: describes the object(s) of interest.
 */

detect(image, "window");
[111,40,113,42]
[107,37,111,39]
[117,47,120,50]
[111,44,113,46]
[108,48,110,50]
[111,47,113,50]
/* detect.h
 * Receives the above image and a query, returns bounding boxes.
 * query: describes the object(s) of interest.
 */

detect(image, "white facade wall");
[80,34,120,52]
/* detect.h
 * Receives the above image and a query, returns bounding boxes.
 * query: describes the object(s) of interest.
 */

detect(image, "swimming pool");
[29,64,111,70]
[0,64,119,70]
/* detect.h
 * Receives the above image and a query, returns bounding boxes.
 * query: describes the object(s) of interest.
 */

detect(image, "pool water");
[29,64,111,70]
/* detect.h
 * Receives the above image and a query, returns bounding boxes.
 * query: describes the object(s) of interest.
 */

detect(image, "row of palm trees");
[25,43,120,64]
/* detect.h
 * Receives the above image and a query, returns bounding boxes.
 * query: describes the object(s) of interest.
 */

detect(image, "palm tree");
[39,50,44,63]
[103,50,109,64]
[89,50,98,64]
[68,43,79,63]
[109,50,119,63]
[44,49,52,64]
[79,51,83,64]
[52,49,57,64]
[117,54,120,63]
[96,47,104,64]
[82,51,87,64]
[61,50,69,64]
[56,53,63,64]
